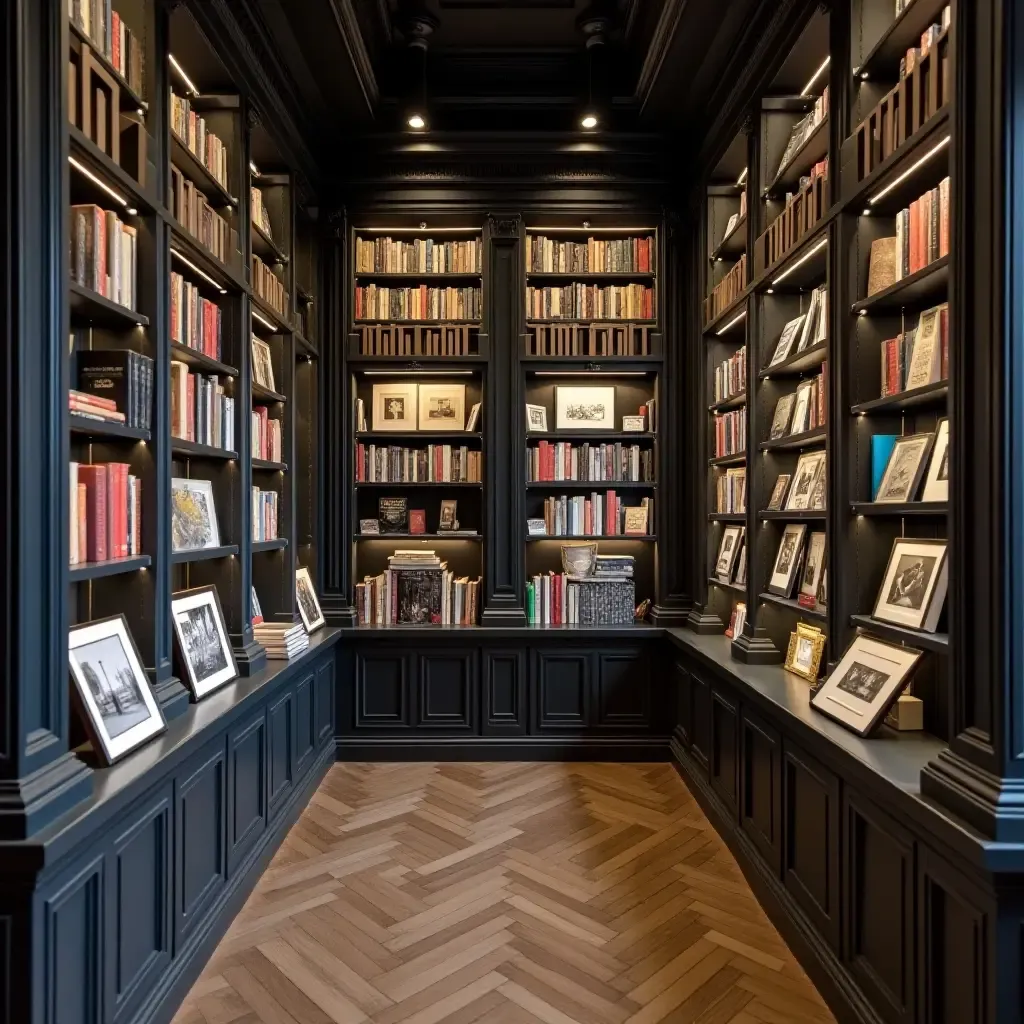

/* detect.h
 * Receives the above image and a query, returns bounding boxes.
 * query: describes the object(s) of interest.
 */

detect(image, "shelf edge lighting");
[69,156,133,212]
[801,56,831,97]
[736,167,748,187]
[170,248,226,294]
[717,310,747,336]
[868,136,951,205]
[772,237,828,287]
[168,54,200,96]
[251,308,276,330]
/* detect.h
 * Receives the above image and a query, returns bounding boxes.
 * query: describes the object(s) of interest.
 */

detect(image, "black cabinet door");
[294,670,317,776]
[227,712,268,872]
[595,648,651,729]
[690,669,712,772]
[533,648,591,730]
[675,660,693,748]
[354,649,415,730]
[417,649,477,731]
[482,648,527,734]
[709,685,739,818]
[740,708,782,876]
[268,690,294,817]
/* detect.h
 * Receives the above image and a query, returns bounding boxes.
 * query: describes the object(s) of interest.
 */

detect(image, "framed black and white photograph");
[875,432,934,503]
[68,615,165,765]
[767,474,791,511]
[295,567,325,633]
[769,523,807,596]
[811,635,924,736]
[527,518,548,536]
[251,335,276,392]
[417,383,466,432]
[769,315,806,366]
[809,460,827,511]
[921,417,949,502]
[786,452,826,511]
[554,386,615,431]
[735,544,748,586]
[622,415,646,432]
[769,394,795,439]
[371,382,418,431]
[525,403,548,432]
[789,381,814,435]
[873,537,949,632]
[800,531,827,601]
[785,623,825,682]
[715,525,743,582]
[171,477,221,551]
[171,586,238,700]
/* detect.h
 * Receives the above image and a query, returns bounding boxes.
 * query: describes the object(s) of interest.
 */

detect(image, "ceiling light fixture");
[400,7,437,132]
[168,54,200,96]
[577,2,613,132]
[801,56,831,97]
[868,136,950,205]
[407,113,426,130]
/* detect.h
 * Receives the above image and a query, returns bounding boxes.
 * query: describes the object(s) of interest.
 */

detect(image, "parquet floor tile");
[172,764,836,1024]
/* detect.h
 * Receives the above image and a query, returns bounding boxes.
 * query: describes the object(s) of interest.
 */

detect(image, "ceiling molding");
[326,0,381,112]
[633,0,686,112]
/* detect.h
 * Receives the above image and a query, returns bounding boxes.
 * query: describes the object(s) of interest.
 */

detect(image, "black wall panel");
[690,669,712,770]
[295,671,317,776]
[709,685,739,817]
[740,708,782,876]
[418,650,476,730]
[316,660,334,742]
[675,660,693,748]
[533,649,590,730]
[228,714,268,872]
[268,692,294,816]
[355,650,413,729]
[596,649,651,727]
[482,649,526,734]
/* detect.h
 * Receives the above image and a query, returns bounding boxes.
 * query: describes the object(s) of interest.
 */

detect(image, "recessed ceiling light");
[581,114,598,130]
[407,113,426,130]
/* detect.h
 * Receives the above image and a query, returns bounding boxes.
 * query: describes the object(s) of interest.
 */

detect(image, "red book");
[77,483,88,561]
[78,465,108,562]
[409,509,426,534]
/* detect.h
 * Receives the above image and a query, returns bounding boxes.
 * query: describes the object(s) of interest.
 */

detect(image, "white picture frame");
[295,566,326,633]
[554,386,616,431]
[525,404,548,433]
[769,523,807,596]
[371,382,418,431]
[69,614,165,765]
[417,383,466,432]
[622,415,646,432]
[812,634,924,736]
[715,525,744,582]
[872,537,949,632]
[785,452,826,511]
[171,586,238,700]
[799,532,827,600]
[876,432,934,503]
[920,418,949,502]
[171,477,221,551]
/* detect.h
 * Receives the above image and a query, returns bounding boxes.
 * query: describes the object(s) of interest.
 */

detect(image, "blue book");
[871,434,899,500]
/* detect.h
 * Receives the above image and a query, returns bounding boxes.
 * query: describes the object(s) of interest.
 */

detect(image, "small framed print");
[734,545,748,586]
[68,614,165,765]
[438,499,458,532]
[767,474,791,511]
[789,381,814,435]
[785,623,826,682]
[786,452,826,511]
[171,586,238,700]
[769,523,807,596]
[466,402,482,431]
[624,506,649,535]
[525,403,548,432]
[799,531,826,601]
[812,634,924,736]
[769,394,795,439]
[555,386,615,430]
[295,567,325,633]
[715,525,744,582]
[622,415,646,432]
[171,477,221,551]
[417,383,466,431]
[372,382,418,431]
[876,432,934,503]
[769,315,806,366]
[251,335,276,391]
[527,518,548,536]
[872,537,949,632]
[920,417,949,502]
[359,518,380,535]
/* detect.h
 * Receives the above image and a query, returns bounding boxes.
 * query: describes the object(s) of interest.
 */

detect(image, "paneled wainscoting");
[171,761,834,1024]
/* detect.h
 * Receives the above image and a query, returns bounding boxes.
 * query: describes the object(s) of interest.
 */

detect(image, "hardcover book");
[396,569,442,624]
[409,510,427,534]
[378,497,408,533]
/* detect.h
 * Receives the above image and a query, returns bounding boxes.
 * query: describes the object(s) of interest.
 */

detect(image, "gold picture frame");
[785,623,826,682]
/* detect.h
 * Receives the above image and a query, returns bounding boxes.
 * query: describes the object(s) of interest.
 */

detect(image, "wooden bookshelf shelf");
[525,432,656,442]
[69,282,149,328]
[709,392,747,413]
[759,592,827,621]
[757,226,828,292]
[851,256,950,315]
[170,130,235,208]
[525,272,657,282]
[355,319,481,326]
[354,533,483,541]
[170,545,240,565]
[68,126,153,212]
[356,431,484,441]
[251,221,288,265]
[703,288,751,336]
[759,509,826,520]
[294,331,317,358]
[251,297,290,334]
[759,426,827,452]
[708,513,746,523]
[69,554,152,582]
[69,415,150,442]
[526,318,655,326]
[851,501,948,516]
[252,538,288,552]
[252,382,287,404]
[709,452,747,467]
[525,481,656,490]
[170,342,238,378]
[766,117,829,196]
[171,439,237,461]
[759,341,827,378]
[252,459,288,472]
[354,481,482,488]
[525,534,657,542]
[170,223,247,294]
[850,613,948,653]
[354,271,482,281]
[856,0,950,79]
[852,381,948,414]
[709,577,745,594]
[711,217,747,262]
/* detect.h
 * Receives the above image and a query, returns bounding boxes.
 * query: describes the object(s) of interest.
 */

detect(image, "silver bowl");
[561,542,597,576]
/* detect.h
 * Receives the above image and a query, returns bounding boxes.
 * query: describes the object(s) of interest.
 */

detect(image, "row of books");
[250,186,274,238]
[356,551,481,625]
[714,408,746,458]
[252,487,279,542]
[715,466,746,514]
[714,346,746,403]
[527,284,654,321]
[355,444,482,483]
[880,303,949,396]
[775,86,829,184]
[170,91,229,191]
[526,574,636,626]
[171,167,234,263]
[252,407,283,463]
[527,442,654,483]
[537,495,652,536]
[69,461,141,564]
[69,1,144,94]
[355,237,482,275]
[254,621,308,660]
[525,235,656,275]
[75,349,153,429]
[705,257,746,325]
[70,205,138,310]
[253,255,287,318]
[170,271,223,360]
[769,366,827,440]
[354,285,482,322]
[899,7,952,81]
[170,365,235,451]
[357,324,478,357]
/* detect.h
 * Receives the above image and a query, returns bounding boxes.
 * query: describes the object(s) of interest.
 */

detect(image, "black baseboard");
[137,741,336,1024]
[336,735,671,761]
[669,737,881,1024]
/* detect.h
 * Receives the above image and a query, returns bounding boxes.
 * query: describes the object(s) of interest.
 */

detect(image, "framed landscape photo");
[715,525,743,581]
[171,586,238,700]
[417,383,466,431]
[372,382,418,431]
[171,477,221,551]
[873,537,949,632]
[769,523,807,596]
[786,452,826,511]
[875,432,933,503]
[68,614,165,765]
[921,417,949,502]
[295,567,325,633]
[812,635,923,736]
[525,403,548,432]
[767,474,791,511]
[554,386,615,430]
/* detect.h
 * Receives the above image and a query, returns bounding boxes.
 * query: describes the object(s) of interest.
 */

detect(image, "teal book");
[871,434,899,499]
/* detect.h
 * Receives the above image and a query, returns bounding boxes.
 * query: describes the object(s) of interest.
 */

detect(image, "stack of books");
[253,621,309,660]
[69,389,125,425]
[76,350,153,430]
[252,406,283,462]
[252,255,288,317]
[356,236,481,274]
[356,444,482,483]
[170,271,223,358]
[528,443,653,483]
[356,551,481,626]
[593,554,635,579]
[526,570,636,626]
[170,91,230,189]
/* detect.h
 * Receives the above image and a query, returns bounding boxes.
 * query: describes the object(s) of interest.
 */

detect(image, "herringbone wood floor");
[173,763,836,1024]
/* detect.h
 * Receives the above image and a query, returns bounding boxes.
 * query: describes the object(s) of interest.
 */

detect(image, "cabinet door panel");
[418,649,476,730]
[740,709,782,876]
[675,660,693,748]
[596,649,650,728]
[316,659,335,743]
[268,691,294,816]
[483,649,526,734]
[228,713,267,871]
[533,649,590,729]
[295,671,317,775]
[709,685,739,817]
[690,670,711,771]
[354,650,414,729]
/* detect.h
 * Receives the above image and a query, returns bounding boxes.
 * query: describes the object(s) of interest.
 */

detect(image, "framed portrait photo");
[525,403,548,433]
[171,477,221,551]
[251,335,276,392]
[69,614,165,765]
[767,474,792,511]
[786,452,826,511]
[417,383,466,431]
[920,417,949,502]
[554,386,615,431]
[873,537,949,632]
[785,623,826,682]
[769,523,807,596]
[295,567,326,633]
[875,432,934,503]
[811,634,924,736]
[171,586,238,700]
[769,394,796,439]
[799,531,827,601]
[371,382,418,431]
[715,525,744,582]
